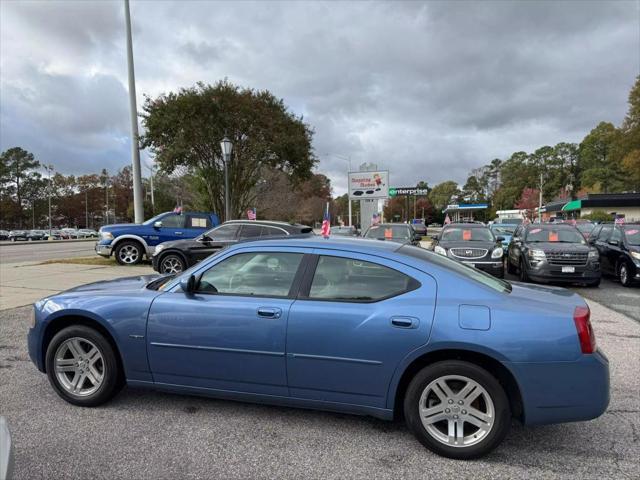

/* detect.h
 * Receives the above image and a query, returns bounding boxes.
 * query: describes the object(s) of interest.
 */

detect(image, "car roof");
[224,220,309,229]
[525,223,575,229]
[368,223,411,228]
[444,223,488,228]
[227,236,403,254]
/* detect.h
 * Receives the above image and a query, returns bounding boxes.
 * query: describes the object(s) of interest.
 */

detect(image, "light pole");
[124,0,144,223]
[45,164,53,237]
[220,136,233,221]
[146,163,156,213]
[538,172,544,223]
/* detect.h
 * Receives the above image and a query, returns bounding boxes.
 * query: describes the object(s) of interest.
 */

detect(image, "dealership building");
[542,193,640,222]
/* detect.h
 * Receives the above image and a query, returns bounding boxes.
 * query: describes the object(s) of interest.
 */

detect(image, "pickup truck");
[96,211,220,265]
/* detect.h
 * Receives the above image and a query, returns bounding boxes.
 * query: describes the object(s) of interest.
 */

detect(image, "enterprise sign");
[388,187,429,197]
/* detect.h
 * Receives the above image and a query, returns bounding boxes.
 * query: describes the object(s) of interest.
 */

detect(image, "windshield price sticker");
[463,230,472,241]
[384,228,393,239]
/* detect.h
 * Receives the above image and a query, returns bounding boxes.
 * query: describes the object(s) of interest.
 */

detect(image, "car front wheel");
[619,262,633,287]
[115,240,143,265]
[45,325,123,407]
[159,254,186,274]
[404,360,511,459]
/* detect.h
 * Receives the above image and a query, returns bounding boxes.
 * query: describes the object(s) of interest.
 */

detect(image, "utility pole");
[538,172,543,224]
[105,177,109,225]
[124,0,144,223]
[46,164,53,237]
[85,190,89,228]
[147,164,155,213]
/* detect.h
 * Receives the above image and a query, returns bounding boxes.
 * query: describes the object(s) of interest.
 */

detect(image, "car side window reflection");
[197,252,303,297]
[161,214,186,228]
[308,255,417,302]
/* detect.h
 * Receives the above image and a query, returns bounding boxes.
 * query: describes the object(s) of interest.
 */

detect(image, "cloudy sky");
[1,0,638,195]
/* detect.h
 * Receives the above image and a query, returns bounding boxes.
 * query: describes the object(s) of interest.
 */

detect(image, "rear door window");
[597,225,613,241]
[306,255,419,302]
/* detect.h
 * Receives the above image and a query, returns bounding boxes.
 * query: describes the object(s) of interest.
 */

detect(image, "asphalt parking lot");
[1,299,638,480]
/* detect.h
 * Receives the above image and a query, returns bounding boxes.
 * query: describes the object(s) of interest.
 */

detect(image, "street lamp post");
[45,164,53,237]
[220,137,233,221]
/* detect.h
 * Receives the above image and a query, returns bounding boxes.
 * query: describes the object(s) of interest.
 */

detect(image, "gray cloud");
[1,0,637,194]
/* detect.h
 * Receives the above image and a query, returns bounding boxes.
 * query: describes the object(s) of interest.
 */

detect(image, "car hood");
[157,238,201,249]
[100,223,140,232]
[525,242,590,252]
[64,274,165,293]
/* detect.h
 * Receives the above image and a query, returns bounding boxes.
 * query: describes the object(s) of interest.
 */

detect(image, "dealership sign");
[388,187,430,197]
[348,171,389,200]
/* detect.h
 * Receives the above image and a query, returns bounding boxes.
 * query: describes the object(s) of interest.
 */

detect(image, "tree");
[616,76,640,190]
[429,181,460,211]
[141,80,316,221]
[461,175,484,202]
[579,122,625,193]
[0,147,41,227]
[515,187,540,221]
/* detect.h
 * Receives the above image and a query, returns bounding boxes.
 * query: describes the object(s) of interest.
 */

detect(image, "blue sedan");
[27,238,609,459]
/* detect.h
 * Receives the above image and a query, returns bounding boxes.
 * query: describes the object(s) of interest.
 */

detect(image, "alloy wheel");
[418,375,494,448]
[620,264,629,285]
[54,337,105,397]
[161,256,184,274]
[118,245,140,264]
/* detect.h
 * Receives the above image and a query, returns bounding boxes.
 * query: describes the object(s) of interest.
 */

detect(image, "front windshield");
[398,245,511,294]
[623,226,640,245]
[525,227,586,244]
[441,227,494,242]
[365,225,410,240]
[490,225,515,235]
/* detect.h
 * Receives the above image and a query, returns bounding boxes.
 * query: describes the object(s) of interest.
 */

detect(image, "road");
[1,299,637,479]
[0,240,96,265]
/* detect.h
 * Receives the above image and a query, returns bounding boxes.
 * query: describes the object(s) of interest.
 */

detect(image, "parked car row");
[0,228,98,241]
[430,221,639,287]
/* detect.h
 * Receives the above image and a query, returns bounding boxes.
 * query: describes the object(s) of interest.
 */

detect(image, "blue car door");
[146,247,308,396]
[153,212,188,243]
[286,249,437,409]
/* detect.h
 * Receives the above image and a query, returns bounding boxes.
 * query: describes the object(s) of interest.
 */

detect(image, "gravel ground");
[0,300,638,480]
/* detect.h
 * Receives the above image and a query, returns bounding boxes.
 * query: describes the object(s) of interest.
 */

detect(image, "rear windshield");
[490,225,515,235]
[398,245,511,293]
[623,226,640,245]
[365,225,411,240]
[525,227,585,244]
[441,227,494,242]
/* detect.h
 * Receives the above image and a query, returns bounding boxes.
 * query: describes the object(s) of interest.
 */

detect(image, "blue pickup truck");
[96,211,220,265]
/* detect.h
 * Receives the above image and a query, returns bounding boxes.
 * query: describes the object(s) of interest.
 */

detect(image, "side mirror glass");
[496,236,505,242]
[153,221,163,228]
[198,235,212,243]
[179,274,196,294]
[608,239,620,246]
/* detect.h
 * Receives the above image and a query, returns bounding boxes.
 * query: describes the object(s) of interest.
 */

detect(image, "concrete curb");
[0,238,96,247]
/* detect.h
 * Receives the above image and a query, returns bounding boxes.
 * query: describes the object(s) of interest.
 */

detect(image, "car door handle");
[174,231,183,235]
[391,316,419,329]
[257,307,282,319]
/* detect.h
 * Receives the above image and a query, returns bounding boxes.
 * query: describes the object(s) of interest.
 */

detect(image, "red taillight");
[573,306,596,354]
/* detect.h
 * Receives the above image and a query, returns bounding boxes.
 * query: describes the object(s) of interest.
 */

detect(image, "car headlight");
[588,249,599,259]
[434,245,447,256]
[631,251,640,261]
[491,247,504,259]
[154,244,165,256]
[100,231,113,240]
[527,249,546,260]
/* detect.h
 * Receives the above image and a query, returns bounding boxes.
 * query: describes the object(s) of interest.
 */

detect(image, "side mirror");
[153,221,163,229]
[179,274,196,295]
[198,235,212,243]
[608,239,620,246]
[431,235,439,241]
[496,236,505,242]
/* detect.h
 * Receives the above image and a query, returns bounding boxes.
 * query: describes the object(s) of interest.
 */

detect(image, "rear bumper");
[506,349,610,425]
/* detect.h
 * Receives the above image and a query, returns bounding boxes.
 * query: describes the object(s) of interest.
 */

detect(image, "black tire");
[619,262,633,287]
[114,240,144,265]
[45,325,122,407]
[519,258,530,282]
[159,253,186,274]
[404,360,511,459]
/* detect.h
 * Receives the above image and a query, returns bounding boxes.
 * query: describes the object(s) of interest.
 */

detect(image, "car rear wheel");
[159,254,186,274]
[619,262,633,287]
[115,240,143,265]
[45,325,122,407]
[404,360,510,459]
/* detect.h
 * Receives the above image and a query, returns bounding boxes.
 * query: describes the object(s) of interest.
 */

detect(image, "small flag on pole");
[247,208,256,220]
[173,205,182,214]
[321,204,331,238]
[444,214,451,225]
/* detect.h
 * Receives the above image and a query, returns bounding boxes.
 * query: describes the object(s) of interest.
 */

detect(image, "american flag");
[173,205,182,214]
[247,208,256,220]
[321,207,331,237]
[444,214,451,225]
[614,216,625,225]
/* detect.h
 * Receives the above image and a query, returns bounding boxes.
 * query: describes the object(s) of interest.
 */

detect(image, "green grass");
[38,256,117,266]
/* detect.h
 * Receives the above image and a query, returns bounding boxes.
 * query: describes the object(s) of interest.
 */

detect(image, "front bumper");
[95,242,112,257]
[462,260,504,277]
[507,349,610,425]
[527,260,600,283]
